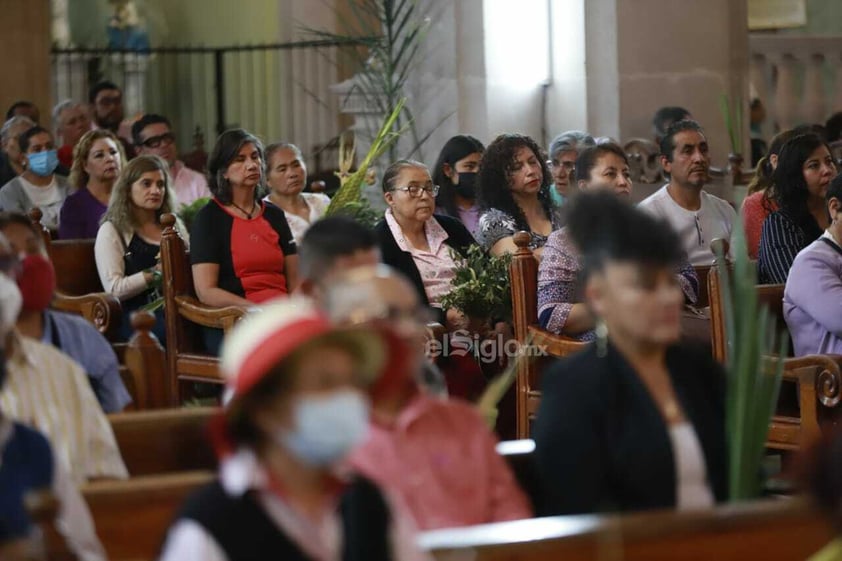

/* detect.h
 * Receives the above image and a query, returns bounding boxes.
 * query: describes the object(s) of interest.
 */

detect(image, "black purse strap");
[820,236,842,259]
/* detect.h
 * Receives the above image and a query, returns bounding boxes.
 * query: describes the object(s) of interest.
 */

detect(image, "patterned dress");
[537,227,699,340]
[476,207,563,252]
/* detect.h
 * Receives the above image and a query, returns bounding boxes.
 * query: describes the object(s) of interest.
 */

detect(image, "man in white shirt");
[132,114,211,208]
[638,120,736,266]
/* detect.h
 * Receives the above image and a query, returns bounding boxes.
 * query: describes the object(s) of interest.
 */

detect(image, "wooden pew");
[82,471,213,561]
[509,232,588,439]
[108,407,217,476]
[160,213,245,405]
[421,498,833,561]
[707,246,842,451]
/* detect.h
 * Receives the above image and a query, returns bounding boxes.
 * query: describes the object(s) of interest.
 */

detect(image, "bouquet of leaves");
[325,98,408,226]
[717,220,786,501]
[177,197,211,232]
[440,245,513,324]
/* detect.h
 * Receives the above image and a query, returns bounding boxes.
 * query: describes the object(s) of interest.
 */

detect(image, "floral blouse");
[537,227,700,339]
[476,207,563,252]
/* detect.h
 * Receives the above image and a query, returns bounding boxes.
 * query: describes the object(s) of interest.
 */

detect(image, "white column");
[773,53,799,131]
[803,53,827,125]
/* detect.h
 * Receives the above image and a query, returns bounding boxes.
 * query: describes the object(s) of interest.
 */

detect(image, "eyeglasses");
[548,159,575,171]
[140,132,175,149]
[392,184,440,198]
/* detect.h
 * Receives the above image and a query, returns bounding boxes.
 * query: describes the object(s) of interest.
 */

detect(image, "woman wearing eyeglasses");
[547,130,595,206]
[375,159,478,330]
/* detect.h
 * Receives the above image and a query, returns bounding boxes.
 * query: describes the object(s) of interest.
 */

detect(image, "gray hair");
[548,130,596,160]
[1,116,36,144]
[52,99,84,128]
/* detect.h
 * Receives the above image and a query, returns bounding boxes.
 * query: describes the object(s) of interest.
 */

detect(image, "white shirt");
[638,185,736,266]
[0,333,128,484]
[668,423,715,510]
[171,161,211,208]
[158,448,430,561]
[263,192,331,244]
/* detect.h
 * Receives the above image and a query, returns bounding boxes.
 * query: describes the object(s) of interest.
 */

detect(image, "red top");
[741,190,779,260]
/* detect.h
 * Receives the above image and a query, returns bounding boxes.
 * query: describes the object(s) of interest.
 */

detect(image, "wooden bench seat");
[421,497,833,561]
[108,407,218,476]
[82,470,214,561]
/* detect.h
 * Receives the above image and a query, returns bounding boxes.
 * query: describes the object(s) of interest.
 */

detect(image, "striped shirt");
[0,333,128,484]
[757,211,818,284]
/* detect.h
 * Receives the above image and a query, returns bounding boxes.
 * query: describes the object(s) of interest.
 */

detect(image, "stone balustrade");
[750,34,842,131]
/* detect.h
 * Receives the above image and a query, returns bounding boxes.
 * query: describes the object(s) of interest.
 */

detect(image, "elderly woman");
[476,133,561,259]
[59,129,125,239]
[432,135,485,235]
[158,297,425,561]
[0,126,69,231]
[534,191,727,515]
[537,143,698,339]
[758,133,837,284]
[0,116,36,187]
[374,159,476,330]
[784,173,842,356]
[547,130,595,206]
[53,100,91,171]
[262,142,330,244]
[95,155,187,342]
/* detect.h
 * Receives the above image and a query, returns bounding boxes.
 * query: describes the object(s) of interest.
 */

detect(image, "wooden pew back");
[509,232,588,439]
[422,498,833,561]
[108,407,217,476]
[48,238,104,296]
[82,471,213,561]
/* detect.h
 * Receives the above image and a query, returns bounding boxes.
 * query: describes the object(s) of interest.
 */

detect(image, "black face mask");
[454,172,477,199]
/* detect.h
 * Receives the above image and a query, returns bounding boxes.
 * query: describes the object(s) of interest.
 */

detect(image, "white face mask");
[279,390,370,467]
[0,273,22,336]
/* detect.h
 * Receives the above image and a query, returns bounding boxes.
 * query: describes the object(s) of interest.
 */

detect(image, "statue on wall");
[107,0,150,51]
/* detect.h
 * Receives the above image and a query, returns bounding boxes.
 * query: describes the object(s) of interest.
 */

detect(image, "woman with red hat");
[158,297,428,561]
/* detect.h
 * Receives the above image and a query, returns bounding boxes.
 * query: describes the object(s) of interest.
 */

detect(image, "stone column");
[0,0,51,119]
[584,0,750,168]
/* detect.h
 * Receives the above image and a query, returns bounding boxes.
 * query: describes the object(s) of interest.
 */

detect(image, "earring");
[595,319,608,358]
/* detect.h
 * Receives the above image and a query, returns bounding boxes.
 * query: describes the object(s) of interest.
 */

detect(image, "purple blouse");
[58,188,108,240]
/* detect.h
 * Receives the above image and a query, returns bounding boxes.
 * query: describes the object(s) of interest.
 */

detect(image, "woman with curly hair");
[59,129,126,239]
[432,134,484,235]
[476,133,560,259]
[757,133,837,284]
[95,154,188,342]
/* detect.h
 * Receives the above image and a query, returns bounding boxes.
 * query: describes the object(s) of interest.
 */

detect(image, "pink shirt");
[348,393,532,531]
[171,160,211,207]
[385,210,460,307]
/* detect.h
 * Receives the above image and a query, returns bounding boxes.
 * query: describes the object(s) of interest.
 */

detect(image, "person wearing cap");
[324,266,533,531]
[159,296,429,561]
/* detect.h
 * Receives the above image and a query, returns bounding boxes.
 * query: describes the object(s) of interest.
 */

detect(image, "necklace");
[230,199,257,219]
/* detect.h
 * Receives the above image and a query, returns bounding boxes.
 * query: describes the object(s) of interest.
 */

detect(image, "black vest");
[176,477,392,561]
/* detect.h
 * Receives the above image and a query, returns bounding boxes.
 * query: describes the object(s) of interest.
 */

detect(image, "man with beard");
[638,120,736,266]
[88,81,133,156]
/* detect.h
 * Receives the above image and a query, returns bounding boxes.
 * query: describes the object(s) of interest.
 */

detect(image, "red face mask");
[17,254,56,312]
[368,325,419,403]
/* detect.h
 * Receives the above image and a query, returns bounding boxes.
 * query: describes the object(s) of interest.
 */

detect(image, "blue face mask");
[279,390,370,467]
[27,150,59,177]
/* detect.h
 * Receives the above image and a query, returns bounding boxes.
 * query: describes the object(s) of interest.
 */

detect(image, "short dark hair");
[0,211,41,239]
[826,112,842,144]
[5,101,37,122]
[653,106,691,143]
[88,81,121,104]
[298,216,377,280]
[565,190,683,281]
[828,171,842,203]
[207,128,264,205]
[574,142,628,183]
[17,126,51,153]
[131,113,172,146]
[659,119,706,162]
